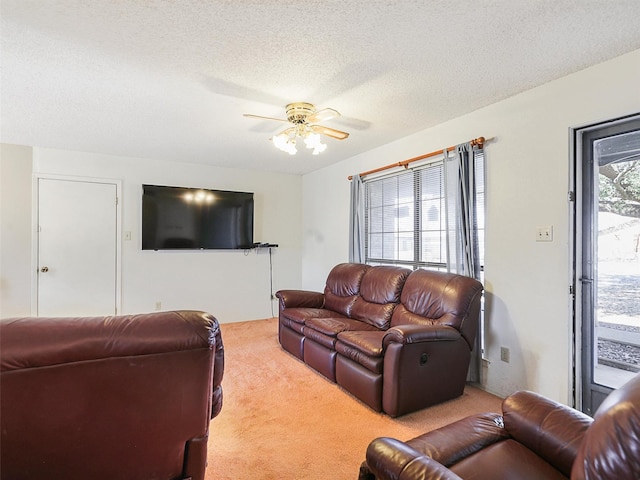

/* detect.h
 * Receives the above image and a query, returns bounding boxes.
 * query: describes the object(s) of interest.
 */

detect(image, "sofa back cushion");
[390,269,483,348]
[324,263,370,317]
[351,266,411,329]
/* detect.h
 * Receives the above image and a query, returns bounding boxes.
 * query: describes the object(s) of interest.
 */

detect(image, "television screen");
[142,184,254,250]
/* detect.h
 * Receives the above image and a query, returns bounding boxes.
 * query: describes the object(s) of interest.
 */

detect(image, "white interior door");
[37,177,119,316]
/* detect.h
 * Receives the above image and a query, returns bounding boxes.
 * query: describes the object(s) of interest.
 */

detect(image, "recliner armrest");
[383,324,460,347]
[275,290,325,310]
[398,456,464,480]
[502,390,593,476]
[366,437,463,480]
[364,413,507,479]
[402,413,509,467]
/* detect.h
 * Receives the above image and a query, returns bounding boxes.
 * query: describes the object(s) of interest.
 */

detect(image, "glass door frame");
[572,113,640,415]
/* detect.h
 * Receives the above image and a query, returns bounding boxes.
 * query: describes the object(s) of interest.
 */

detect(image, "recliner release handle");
[420,353,428,366]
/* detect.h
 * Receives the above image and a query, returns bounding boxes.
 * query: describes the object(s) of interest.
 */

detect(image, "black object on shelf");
[253,242,278,248]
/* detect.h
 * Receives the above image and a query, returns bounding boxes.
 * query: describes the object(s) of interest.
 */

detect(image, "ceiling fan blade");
[307,108,340,124]
[243,113,290,123]
[311,124,350,140]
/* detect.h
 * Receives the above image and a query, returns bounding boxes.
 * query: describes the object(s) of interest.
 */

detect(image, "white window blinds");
[364,150,484,271]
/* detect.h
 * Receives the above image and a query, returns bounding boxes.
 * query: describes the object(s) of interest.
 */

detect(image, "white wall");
[0,144,34,317]
[0,147,303,322]
[301,49,640,402]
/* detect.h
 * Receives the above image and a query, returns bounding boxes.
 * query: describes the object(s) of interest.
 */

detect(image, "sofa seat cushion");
[281,308,347,334]
[336,330,386,374]
[303,317,378,349]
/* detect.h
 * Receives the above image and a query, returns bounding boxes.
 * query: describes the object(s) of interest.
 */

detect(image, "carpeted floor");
[207,318,503,479]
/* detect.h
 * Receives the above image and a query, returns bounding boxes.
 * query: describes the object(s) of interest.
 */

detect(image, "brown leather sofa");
[276,263,483,417]
[0,310,224,480]
[360,372,640,479]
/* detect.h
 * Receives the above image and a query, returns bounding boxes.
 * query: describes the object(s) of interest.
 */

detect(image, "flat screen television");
[142,184,254,250]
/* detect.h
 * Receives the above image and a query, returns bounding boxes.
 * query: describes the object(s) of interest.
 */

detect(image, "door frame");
[571,112,640,413]
[31,173,122,316]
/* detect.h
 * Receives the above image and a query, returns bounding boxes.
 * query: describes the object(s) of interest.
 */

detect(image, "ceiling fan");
[243,102,349,155]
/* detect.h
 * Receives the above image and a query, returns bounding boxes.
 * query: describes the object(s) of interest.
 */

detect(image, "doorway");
[35,176,121,316]
[573,114,640,415]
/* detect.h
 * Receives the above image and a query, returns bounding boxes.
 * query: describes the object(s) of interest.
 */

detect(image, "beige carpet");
[207,318,503,480]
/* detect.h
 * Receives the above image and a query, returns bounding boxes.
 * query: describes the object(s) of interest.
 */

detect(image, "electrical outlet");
[500,346,510,363]
[155,301,162,311]
[535,225,553,242]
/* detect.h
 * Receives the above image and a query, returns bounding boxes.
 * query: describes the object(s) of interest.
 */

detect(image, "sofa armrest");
[275,289,325,310]
[366,438,463,480]
[383,324,460,347]
[502,390,593,476]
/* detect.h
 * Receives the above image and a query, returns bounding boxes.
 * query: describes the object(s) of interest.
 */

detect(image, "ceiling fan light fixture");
[304,132,322,148]
[303,132,327,155]
[312,143,327,155]
[272,133,297,155]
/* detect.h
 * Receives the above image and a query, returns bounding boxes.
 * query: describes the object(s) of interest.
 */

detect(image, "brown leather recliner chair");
[360,372,640,479]
[0,310,224,480]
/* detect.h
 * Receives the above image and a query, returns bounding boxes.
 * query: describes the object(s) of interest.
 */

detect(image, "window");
[364,150,484,272]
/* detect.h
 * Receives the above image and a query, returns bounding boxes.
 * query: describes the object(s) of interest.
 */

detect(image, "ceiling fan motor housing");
[286,102,316,124]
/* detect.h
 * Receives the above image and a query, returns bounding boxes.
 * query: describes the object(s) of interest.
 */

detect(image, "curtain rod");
[347,136,486,180]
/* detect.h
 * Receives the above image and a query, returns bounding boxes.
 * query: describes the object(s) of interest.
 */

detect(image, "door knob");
[40,266,49,273]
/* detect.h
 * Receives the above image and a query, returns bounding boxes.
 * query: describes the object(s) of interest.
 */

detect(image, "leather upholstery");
[324,262,370,316]
[276,264,370,360]
[351,266,410,329]
[0,310,224,480]
[361,372,640,479]
[336,330,386,373]
[502,391,589,476]
[390,269,483,349]
[571,372,640,479]
[276,263,483,417]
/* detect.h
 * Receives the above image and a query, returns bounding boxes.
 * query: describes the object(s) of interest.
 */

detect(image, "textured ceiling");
[2,1,640,175]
